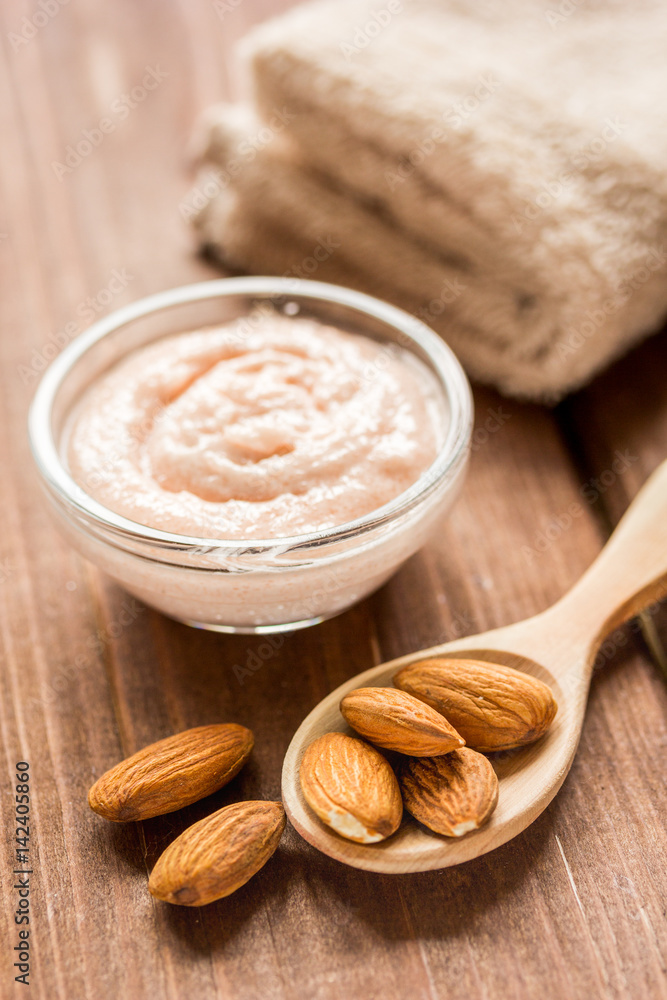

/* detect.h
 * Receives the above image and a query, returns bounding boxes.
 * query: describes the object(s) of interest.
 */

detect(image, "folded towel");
[189,0,667,400]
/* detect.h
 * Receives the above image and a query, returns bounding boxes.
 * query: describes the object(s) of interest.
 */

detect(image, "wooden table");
[1,2,666,998]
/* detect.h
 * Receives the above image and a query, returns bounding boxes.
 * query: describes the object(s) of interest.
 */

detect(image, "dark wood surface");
[1,2,666,998]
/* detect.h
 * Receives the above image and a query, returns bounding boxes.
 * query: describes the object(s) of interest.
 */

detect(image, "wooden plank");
[550,334,667,1000]
[559,331,667,665]
[0,1,665,998]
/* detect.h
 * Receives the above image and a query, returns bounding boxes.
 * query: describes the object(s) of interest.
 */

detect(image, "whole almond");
[88,724,254,821]
[149,800,285,906]
[340,687,465,756]
[400,748,499,837]
[394,658,557,752]
[300,732,402,843]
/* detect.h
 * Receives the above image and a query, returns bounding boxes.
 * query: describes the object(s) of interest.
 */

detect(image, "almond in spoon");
[394,658,557,752]
[149,800,285,906]
[400,748,499,837]
[340,687,464,756]
[88,723,254,821]
[299,732,402,843]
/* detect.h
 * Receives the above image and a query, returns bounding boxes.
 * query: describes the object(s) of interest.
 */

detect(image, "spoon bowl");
[282,459,667,872]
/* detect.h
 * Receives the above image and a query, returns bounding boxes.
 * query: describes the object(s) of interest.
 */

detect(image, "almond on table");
[299,732,402,844]
[394,658,557,752]
[149,801,286,906]
[400,748,499,838]
[340,687,465,756]
[88,723,254,822]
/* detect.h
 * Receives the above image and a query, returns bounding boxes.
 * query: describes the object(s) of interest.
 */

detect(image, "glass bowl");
[28,278,473,633]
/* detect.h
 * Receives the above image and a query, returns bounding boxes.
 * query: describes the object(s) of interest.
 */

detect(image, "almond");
[148,800,285,906]
[88,724,254,821]
[299,732,402,843]
[340,687,465,756]
[394,658,557,751]
[400,748,499,837]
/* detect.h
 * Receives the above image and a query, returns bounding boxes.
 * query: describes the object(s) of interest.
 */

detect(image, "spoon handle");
[555,457,667,648]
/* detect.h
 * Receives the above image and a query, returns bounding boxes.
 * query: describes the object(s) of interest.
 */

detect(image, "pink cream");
[66,313,444,540]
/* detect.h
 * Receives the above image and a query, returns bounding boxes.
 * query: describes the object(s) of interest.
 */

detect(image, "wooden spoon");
[282,459,667,872]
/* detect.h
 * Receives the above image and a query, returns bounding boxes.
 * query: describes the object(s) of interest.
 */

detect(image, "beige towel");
[188,0,667,400]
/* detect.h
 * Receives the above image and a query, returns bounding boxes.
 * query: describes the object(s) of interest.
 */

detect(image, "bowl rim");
[28,277,473,554]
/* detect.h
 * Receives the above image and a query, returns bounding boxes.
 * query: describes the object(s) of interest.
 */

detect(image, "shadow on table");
[150,806,555,955]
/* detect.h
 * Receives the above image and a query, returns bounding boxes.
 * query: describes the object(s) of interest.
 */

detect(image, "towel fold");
[189,0,667,400]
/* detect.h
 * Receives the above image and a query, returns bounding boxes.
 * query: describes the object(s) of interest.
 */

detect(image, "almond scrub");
[66,313,443,540]
[30,280,472,632]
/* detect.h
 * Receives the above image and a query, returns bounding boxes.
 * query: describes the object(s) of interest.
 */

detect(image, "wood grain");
[0,2,665,999]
